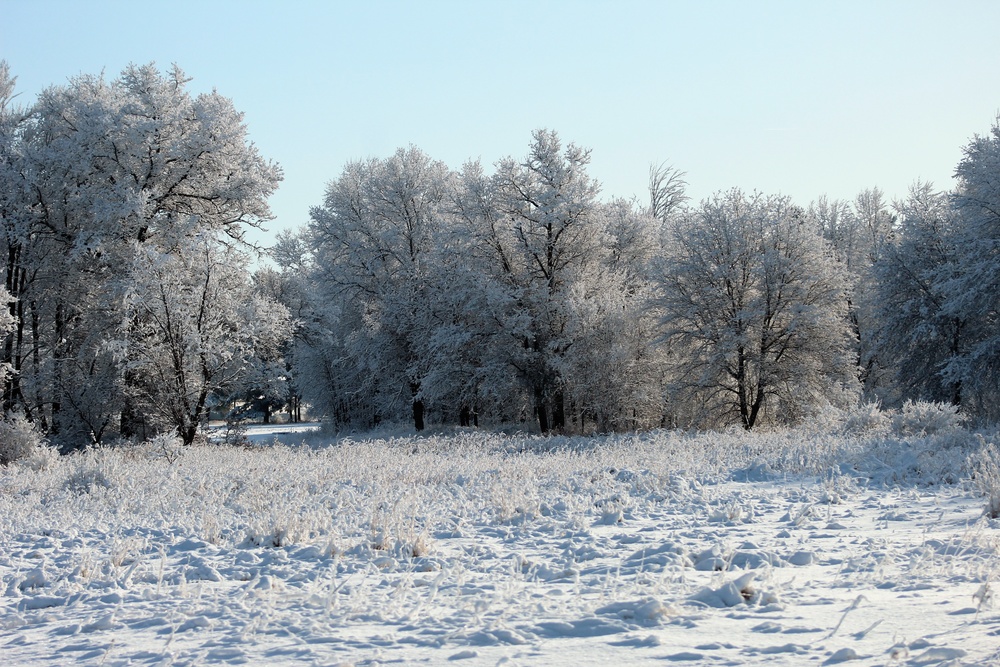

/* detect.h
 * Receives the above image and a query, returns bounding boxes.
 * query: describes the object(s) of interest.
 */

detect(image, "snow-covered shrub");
[18,441,60,471]
[839,402,891,436]
[890,400,966,437]
[145,432,184,464]
[970,440,1000,519]
[0,413,50,466]
[244,505,332,549]
[65,465,112,494]
[221,417,249,447]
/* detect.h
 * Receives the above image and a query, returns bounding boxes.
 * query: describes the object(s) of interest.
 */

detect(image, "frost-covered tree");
[269,229,358,425]
[852,187,896,266]
[0,62,25,408]
[433,132,667,433]
[806,188,897,398]
[555,198,668,431]
[417,159,524,427]
[655,190,858,429]
[0,62,282,446]
[940,117,1000,418]
[248,265,304,422]
[868,182,964,406]
[810,196,860,270]
[299,132,674,433]
[489,130,607,432]
[114,234,290,445]
[308,147,452,430]
[648,162,689,223]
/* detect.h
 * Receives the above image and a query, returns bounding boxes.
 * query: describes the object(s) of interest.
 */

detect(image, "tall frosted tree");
[868,182,964,406]
[553,197,667,432]
[300,132,669,433]
[438,131,665,432]
[648,162,689,223]
[940,117,1000,418]
[114,234,290,445]
[308,147,452,430]
[655,190,858,429]
[0,62,282,446]
[490,130,606,432]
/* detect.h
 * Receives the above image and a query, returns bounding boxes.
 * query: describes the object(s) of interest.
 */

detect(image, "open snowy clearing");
[2,427,998,666]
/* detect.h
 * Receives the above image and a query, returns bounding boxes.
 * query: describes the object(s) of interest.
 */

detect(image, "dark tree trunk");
[409,381,425,431]
[50,302,64,435]
[950,318,963,407]
[460,405,471,427]
[746,384,765,430]
[120,396,138,439]
[737,346,751,430]
[3,291,24,414]
[535,386,549,434]
[412,399,425,431]
[180,423,198,447]
[551,391,565,432]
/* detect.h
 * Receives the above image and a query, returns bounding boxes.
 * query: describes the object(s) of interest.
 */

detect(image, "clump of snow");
[689,572,773,608]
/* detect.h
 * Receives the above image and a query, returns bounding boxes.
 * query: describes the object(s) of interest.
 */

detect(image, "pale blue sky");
[2,0,999,247]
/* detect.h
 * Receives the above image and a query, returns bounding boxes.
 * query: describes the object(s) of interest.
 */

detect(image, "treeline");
[273,119,1000,433]
[2,62,1000,448]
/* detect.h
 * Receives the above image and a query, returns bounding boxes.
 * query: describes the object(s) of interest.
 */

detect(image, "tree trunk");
[737,345,751,430]
[180,423,198,446]
[551,391,565,432]
[950,317,963,407]
[410,382,425,431]
[747,384,765,430]
[535,386,549,434]
[460,405,471,427]
[412,399,425,431]
[50,302,64,435]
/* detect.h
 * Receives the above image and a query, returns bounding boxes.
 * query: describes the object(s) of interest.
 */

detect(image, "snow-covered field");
[2,424,999,666]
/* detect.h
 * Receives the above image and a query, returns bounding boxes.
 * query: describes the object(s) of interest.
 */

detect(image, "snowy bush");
[970,440,1000,519]
[0,413,50,467]
[838,402,891,436]
[65,464,112,494]
[890,400,966,437]
[221,417,250,447]
[144,432,184,464]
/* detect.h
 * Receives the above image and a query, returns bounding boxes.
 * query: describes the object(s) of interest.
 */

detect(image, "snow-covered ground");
[206,422,322,445]
[1,425,998,666]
